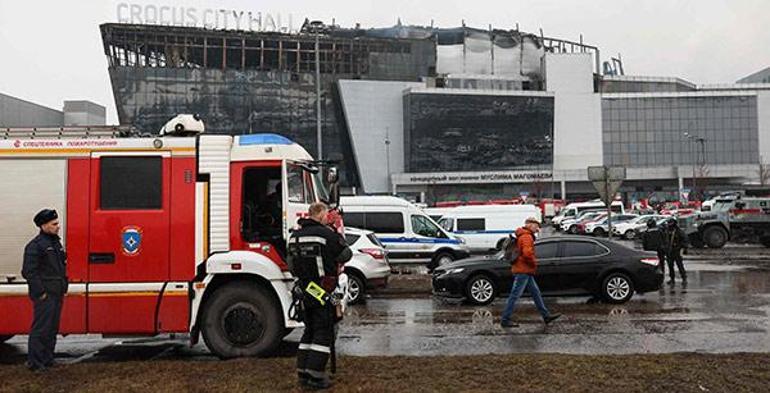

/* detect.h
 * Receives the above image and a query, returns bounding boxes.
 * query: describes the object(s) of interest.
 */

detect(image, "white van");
[340,196,470,269]
[423,207,455,222]
[552,200,625,229]
[436,205,542,252]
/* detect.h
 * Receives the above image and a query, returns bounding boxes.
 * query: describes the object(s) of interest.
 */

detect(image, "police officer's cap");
[33,209,58,227]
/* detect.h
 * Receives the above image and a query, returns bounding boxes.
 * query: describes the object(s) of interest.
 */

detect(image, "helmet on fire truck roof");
[159,114,205,136]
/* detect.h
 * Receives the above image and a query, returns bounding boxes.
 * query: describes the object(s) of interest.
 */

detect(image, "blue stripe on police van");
[453,230,513,235]
[379,237,461,245]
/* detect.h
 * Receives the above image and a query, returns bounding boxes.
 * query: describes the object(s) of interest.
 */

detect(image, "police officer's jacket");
[664,227,688,253]
[642,227,664,252]
[21,232,68,299]
[289,218,352,292]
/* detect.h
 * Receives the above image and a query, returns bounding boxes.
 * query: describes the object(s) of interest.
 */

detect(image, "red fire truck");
[0,117,338,358]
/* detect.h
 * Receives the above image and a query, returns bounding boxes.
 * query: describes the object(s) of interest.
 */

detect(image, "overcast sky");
[1,0,768,124]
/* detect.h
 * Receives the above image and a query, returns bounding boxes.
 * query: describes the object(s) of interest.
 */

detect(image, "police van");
[340,196,470,269]
[436,204,542,252]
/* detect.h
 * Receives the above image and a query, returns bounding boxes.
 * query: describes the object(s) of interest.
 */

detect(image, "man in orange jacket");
[500,217,561,328]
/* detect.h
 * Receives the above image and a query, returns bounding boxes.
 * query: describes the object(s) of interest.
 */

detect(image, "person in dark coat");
[663,218,688,284]
[21,209,68,372]
[289,202,352,390]
[642,219,666,276]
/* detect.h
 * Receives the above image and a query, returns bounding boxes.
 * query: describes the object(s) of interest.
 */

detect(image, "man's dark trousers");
[296,302,335,380]
[666,249,686,282]
[657,250,667,276]
[28,293,63,369]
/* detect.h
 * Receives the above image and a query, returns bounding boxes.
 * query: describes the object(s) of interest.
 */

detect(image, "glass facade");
[602,95,759,167]
[101,23,435,187]
[404,93,554,172]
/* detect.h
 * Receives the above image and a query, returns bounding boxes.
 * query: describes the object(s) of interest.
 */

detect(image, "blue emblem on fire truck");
[121,226,143,256]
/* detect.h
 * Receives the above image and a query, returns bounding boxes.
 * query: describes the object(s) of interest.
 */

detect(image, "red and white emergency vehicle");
[0,116,338,358]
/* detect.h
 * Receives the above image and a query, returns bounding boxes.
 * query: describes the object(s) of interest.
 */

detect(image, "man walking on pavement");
[21,209,68,372]
[663,218,688,285]
[500,217,561,328]
[289,202,352,390]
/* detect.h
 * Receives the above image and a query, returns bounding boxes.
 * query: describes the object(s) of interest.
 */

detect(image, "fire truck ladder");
[1,125,140,139]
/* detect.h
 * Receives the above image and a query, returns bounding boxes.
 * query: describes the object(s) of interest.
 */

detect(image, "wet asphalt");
[1,246,769,363]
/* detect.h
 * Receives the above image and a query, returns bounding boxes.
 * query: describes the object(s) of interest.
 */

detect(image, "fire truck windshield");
[312,170,330,203]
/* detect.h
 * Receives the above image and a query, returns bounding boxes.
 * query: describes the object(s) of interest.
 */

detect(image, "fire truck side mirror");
[327,167,339,184]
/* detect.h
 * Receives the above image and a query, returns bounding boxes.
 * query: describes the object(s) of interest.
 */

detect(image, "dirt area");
[1,353,767,393]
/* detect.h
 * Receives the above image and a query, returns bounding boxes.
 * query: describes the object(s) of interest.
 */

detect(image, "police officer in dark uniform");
[642,219,666,276]
[21,209,68,372]
[663,218,688,285]
[288,202,352,390]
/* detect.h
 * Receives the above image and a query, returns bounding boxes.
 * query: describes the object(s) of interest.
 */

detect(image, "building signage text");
[396,171,554,185]
[116,3,297,33]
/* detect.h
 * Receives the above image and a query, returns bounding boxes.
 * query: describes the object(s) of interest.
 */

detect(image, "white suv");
[343,227,391,304]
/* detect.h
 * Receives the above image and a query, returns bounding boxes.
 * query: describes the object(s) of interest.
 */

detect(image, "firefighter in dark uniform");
[21,209,68,372]
[642,219,666,276]
[663,218,688,285]
[289,202,352,389]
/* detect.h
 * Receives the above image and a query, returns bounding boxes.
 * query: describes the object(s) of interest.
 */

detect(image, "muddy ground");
[1,353,767,393]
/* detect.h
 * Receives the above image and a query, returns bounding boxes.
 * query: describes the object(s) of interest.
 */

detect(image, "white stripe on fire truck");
[0,283,188,297]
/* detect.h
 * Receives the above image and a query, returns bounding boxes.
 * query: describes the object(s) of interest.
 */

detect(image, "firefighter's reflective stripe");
[316,256,324,277]
[295,236,327,245]
[298,343,331,354]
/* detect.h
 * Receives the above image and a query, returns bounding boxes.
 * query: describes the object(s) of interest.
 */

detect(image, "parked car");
[437,204,542,252]
[343,227,391,304]
[551,200,625,229]
[562,211,606,234]
[431,236,663,305]
[612,215,670,239]
[341,196,470,269]
[633,217,673,239]
[584,214,639,236]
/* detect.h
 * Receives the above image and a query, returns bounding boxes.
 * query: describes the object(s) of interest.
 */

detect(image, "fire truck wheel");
[202,282,282,359]
[0,335,13,343]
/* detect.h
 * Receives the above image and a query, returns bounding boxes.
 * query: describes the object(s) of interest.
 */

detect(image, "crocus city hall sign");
[116,3,297,33]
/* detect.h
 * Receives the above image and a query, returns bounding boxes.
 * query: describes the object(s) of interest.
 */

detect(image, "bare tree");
[759,157,770,186]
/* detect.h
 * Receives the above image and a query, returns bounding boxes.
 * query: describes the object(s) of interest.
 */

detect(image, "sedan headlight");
[447,268,465,274]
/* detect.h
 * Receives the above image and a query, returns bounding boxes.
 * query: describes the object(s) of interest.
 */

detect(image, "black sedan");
[432,236,663,305]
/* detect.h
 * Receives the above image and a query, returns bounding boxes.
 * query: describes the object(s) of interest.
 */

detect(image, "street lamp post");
[684,132,708,201]
[385,126,392,193]
[309,20,324,160]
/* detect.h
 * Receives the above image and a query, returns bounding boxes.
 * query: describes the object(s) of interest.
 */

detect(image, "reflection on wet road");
[336,262,770,356]
[1,260,768,362]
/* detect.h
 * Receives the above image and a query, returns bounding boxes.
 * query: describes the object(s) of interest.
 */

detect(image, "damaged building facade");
[101,21,770,204]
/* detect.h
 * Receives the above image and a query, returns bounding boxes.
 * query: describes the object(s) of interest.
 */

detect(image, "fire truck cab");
[0,121,337,358]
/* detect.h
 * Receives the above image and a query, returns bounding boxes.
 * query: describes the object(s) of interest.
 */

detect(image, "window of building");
[100,156,162,210]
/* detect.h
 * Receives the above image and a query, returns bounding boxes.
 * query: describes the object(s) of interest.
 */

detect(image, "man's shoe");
[305,376,332,390]
[500,320,519,328]
[26,362,47,373]
[298,371,310,387]
[544,313,562,325]
[667,279,675,285]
